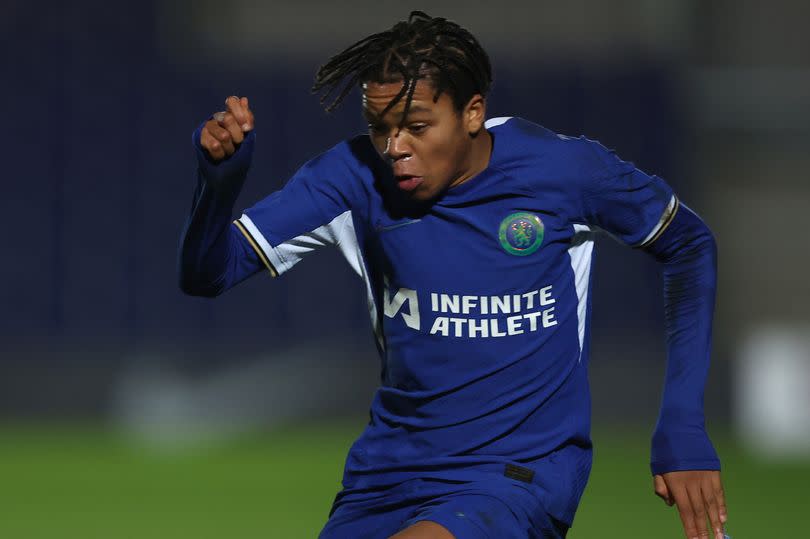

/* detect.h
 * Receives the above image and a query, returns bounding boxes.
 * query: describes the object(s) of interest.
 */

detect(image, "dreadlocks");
[312,11,492,123]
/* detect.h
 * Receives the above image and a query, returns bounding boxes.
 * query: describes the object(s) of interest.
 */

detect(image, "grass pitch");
[0,423,805,538]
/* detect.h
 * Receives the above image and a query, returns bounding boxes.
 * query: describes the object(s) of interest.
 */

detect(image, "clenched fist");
[200,96,255,161]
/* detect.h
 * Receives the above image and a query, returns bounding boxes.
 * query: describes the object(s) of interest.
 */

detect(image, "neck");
[450,129,493,189]
[472,128,494,173]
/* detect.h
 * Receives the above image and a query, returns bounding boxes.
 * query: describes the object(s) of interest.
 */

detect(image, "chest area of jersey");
[366,198,578,341]
[369,198,570,288]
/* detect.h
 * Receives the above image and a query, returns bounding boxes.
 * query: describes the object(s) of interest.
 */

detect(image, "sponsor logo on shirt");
[383,277,421,330]
[383,280,559,338]
[499,212,544,256]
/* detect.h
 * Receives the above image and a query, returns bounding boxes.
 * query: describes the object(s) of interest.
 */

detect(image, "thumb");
[654,475,674,506]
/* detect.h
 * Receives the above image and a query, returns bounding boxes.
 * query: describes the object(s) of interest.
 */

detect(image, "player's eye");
[407,123,428,134]
[368,123,387,136]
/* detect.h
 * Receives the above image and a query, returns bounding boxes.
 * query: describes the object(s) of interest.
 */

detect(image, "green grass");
[0,423,806,538]
[578,430,806,538]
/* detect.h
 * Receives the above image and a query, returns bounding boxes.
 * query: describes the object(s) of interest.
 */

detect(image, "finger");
[224,96,245,122]
[206,120,235,155]
[654,475,674,506]
[686,484,710,538]
[238,96,254,132]
[225,96,250,130]
[200,125,225,161]
[243,102,254,132]
[701,478,724,539]
[215,111,244,145]
[671,486,700,539]
[710,472,727,524]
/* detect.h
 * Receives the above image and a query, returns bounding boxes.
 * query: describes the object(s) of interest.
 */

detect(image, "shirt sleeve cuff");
[650,458,721,475]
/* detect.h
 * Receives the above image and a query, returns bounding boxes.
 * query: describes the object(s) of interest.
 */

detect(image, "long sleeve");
[644,201,721,475]
[560,135,719,473]
[177,123,265,297]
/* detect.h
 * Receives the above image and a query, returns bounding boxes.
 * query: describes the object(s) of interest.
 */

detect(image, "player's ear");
[464,94,486,136]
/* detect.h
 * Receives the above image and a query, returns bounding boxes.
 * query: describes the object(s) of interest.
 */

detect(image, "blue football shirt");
[232,117,676,524]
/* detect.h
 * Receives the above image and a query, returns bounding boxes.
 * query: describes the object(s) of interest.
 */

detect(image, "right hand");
[200,96,255,161]
[654,470,728,539]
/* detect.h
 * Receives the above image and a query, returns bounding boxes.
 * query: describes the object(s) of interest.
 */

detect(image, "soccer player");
[179,11,726,539]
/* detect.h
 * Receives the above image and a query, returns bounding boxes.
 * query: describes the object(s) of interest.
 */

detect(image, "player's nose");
[384,131,411,161]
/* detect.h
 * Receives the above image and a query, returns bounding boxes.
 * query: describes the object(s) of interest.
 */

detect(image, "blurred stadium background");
[2,0,809,537]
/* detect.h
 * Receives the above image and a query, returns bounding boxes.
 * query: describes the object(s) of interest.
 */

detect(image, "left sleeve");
[644,203,720,475]
[572,138,720,475]
[233,141,365,278]
[576,139,677,247]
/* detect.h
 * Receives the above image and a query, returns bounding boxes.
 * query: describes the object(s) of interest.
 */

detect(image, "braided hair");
[312,11,492,122]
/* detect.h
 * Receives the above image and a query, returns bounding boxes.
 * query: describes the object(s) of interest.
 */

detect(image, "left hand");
[654,470,727,539]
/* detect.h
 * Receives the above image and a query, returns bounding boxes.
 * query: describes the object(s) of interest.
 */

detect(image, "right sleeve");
[234,144,362,277]
[178,123,265,297]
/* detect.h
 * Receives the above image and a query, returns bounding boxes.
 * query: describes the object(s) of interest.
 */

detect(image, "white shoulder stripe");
[484,116,513,128]
[338,216,384,350]
[569,224,594,362]
[237,211,383,349]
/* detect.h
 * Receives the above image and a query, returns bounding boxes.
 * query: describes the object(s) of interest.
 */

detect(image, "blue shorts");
[319,477,569,539]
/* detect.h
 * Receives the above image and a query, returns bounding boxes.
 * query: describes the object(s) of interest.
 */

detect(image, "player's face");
[362,79,489,201]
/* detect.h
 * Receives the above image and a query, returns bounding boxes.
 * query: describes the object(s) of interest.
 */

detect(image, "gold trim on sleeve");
[233,220,278,277]
[639,197,680,249]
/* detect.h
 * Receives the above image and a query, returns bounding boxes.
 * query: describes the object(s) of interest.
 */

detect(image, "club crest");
[499,212,544,256]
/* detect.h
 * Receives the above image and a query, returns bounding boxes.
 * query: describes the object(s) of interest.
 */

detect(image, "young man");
[179,11,727,539]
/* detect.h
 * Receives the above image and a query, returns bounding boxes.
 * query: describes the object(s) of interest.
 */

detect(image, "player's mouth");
[395,175,424,192]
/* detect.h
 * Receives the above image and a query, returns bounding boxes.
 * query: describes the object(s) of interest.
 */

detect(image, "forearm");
[178,124,260,296]
[644,201,720,474]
